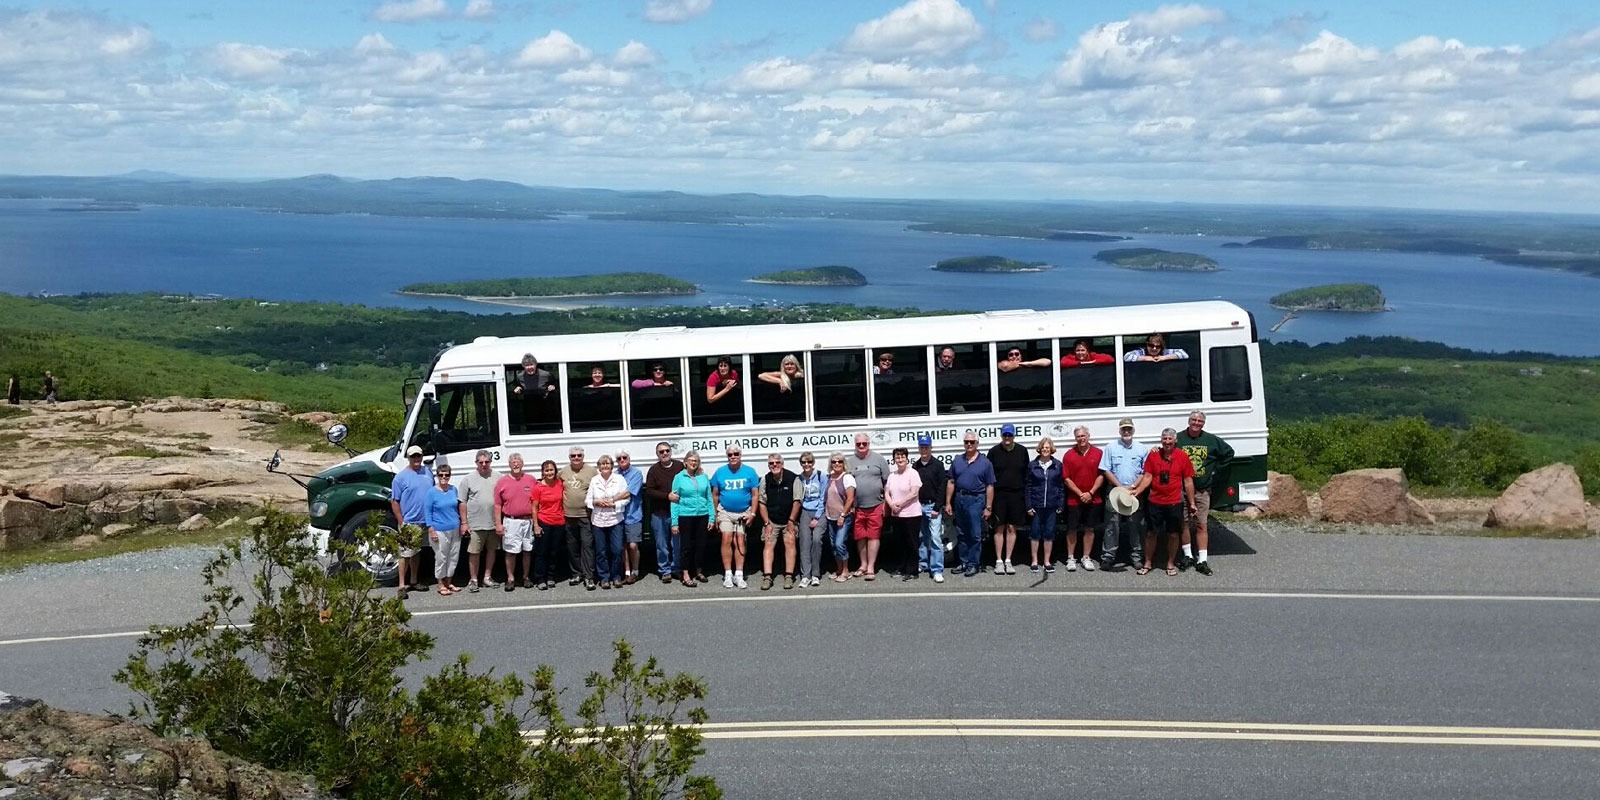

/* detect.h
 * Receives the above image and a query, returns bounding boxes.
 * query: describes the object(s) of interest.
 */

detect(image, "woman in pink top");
[705,356,739,404]
[883,447,924,580]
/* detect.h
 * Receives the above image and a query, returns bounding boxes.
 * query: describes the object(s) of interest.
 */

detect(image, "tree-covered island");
[932,255,1050,273]
[749,266,868,286]
[1270,283,1388,311]
[1093,248,1219,271]
[399,272,699,299]
[907,221,1129,242]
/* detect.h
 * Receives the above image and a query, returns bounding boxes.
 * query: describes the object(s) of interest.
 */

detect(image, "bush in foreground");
[116,510,719,799]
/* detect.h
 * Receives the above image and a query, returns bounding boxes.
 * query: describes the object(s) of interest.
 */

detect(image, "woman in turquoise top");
[669,450,713,587]
[425,464,466,596]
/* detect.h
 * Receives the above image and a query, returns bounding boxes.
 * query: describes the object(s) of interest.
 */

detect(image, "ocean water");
[2,199,1597,356]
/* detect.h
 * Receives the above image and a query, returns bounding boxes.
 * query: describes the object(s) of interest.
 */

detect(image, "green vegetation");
[749,266,868,286]
[117,510,720,799]
[1093,248,1218,271]
[1270,416,1538,492]
[1269,283,1386,311]
[400,272,699,298]
[111,445,183,458]
[907,221,1129,241]
[1243,233,1516,256]
[1485,253,1600,277]
[932,255,1049,273]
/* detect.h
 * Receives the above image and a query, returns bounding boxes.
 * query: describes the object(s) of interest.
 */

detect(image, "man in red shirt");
[493,454,539,591]
[1140,428,1196,577]
[1060,425,1105,571]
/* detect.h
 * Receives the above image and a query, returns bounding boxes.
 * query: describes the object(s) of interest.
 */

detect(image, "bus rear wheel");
[336,508,402,586]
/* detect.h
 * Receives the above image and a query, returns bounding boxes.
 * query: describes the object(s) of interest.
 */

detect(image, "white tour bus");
[301,300,1268,581]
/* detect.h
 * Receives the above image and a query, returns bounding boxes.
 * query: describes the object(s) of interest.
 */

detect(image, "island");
[398,272,699,304]
[1243,234,1515,257]
[749,266,868,286]
[1270,283,1387,312]
[907,221,1130,242]
[932,255,1049,273]
[1483,253,1600,278]
[1093,248,1218,272]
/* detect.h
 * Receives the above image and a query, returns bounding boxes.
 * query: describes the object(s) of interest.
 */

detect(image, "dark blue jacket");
[1025,457,1064,512]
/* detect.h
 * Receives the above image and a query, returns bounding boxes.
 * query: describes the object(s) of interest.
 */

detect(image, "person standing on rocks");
[5,373,19,405]
[456,449,501,592]
[389,445,433,599]
[42,371,57,404]
[1176,410,1234,576]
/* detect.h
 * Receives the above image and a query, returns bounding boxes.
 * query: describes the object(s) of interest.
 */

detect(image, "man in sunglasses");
[944,430,994,578]
[644,442,685,583]
[1140,428,1196,577]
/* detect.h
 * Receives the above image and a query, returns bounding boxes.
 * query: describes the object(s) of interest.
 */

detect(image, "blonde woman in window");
[758,354,804,393]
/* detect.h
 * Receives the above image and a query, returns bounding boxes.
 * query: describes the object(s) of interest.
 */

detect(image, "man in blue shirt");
[617,450,646,585]
[943,430,995,578]
[711,446,760,589]
[1099,418,1150,570]
[388,445,434,599]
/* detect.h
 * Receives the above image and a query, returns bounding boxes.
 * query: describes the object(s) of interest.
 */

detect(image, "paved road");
[3,523,1598,798]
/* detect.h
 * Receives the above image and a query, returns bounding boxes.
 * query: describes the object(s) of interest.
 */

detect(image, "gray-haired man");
[456,449,502,591]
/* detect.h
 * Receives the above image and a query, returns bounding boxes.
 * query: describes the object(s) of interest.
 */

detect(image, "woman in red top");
[531,460,567,590]
[1059,339,1115,368]
[706,356,739,404]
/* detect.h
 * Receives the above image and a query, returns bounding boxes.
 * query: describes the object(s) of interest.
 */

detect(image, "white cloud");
[371,0,450,23]
[1022,17,1059,43]
[615,40,660,67]
[463,0,496,20]
[354,33,398,55]
[1571,74,1600,104]
[644,0,713,24]
[842,0,983,58]
[1290,31,1378,75]
[730,57,818,93]
[557,65,632,87]
[516,30,592,68]
[1126,4,1226,37]
[209,43,294,79]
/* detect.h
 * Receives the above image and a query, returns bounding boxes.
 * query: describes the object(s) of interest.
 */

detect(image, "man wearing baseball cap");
[987,423,1029,575]
[389,445,433,599]
[1099,419,1149,571]
[912,434,949,582]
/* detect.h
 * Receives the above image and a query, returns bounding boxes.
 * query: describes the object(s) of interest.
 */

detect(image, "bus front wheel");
[336,508,402,586]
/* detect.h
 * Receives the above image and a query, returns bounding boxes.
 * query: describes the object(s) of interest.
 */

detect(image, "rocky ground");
[0,399,342,551]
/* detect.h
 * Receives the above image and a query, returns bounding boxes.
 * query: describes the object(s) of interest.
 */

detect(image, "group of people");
[5,371,56,405]
[387,410,1234,598]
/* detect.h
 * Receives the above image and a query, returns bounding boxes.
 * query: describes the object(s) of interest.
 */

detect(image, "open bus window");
[935,342,991,415]
[1058,336,1117,409]
[690,355,745,426]
[752,352,807,423]
[1124,331,1202,406]
[1209,345,1253,402]
[569,362,623,433]
[997,339,1054,412]
[811,349,867,421]
[417,382,499,455]
[506,363,561,435]
[873,346,928,418]
[627,359,684,429]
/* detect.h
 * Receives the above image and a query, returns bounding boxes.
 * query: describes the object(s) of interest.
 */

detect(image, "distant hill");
[399,273,698,299]
[750,266,868,286]
[1243,233,1516,257]
[932,255,1049,273]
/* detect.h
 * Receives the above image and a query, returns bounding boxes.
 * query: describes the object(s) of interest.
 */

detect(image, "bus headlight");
[311,501,330,518]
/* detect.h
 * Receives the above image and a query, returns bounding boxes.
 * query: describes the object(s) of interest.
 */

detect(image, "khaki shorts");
[1186,491,1213,532]
[397,523,424,559]
[761,520,796,543]
[716,508,749,535]
[467,528,501,554]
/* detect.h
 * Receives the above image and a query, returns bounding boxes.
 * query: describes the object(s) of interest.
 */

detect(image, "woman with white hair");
[586,454,632,589]
[757,354,804,393]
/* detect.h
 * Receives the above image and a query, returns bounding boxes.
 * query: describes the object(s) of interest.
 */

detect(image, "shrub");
[341,405,407,451]
[1270,415,1529,491]
[116,510,719,799]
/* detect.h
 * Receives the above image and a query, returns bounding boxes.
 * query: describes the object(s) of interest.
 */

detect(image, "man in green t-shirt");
[1176,410,1234,576]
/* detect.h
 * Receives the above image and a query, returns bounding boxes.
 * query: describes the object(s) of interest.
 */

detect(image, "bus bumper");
[1238,481,1270,505]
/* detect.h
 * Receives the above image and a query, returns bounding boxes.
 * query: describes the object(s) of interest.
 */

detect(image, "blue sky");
[3,1,1600,212]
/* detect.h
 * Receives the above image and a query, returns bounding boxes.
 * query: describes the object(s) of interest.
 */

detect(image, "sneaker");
[1003,561,1016,575]
[585,581,597,591]
[1177,555,1196,572]
[963,567,978,577]
[523,578,535,589]
[568,577,581,586]
[784,575,796,590]
[538,581,550,591]
[735,574,749,589]
[1044,563,1056,574]
[1029,563,1040,573]
[761,575,775,591]
[467,580,480,593]
[810,576,821,587]
[1081,558,1098,572]
[723,574,734,589]
[933,572,945,583]
[483,579,501,589]
[1195,560,1213,576]
[504,582,514,592]
[1100,559,1116,572]
[1064,558,1077,572]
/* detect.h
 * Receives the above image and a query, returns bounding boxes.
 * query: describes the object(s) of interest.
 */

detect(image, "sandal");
[852,568,866,577]
[1165,566,1178,576]
[864,571,876,581]
[1136,565,1151,576]
[436,588,452,596]
[834,574,850,582]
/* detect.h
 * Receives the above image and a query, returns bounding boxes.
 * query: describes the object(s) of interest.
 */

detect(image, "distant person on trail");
[456,449,501,592]
[389,445,433,600]
[1124,333,1189,362]
[1141,428,1196,577]
[6,373,19,405]
[1060,339,1115,368]
[1176,410,1234,576]
[706,356,739,404]
[42,371,57,404]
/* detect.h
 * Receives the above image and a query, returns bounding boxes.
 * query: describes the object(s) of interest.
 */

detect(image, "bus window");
[627,359,684,429]
[690,354,746,427]
[811,349,867,421]
[873,347,928,418]
[415,382,499,455]
[997,339,1054,412]
[1209,345,1253,402]
[752,352,807,423]
[1124,331,1202,406]
[935,343,991,415]
[569,362,624,433]
[506,363,561,435]
[1058,336,1117,409]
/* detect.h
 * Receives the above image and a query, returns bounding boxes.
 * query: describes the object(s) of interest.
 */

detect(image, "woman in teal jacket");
[669,450,714,586]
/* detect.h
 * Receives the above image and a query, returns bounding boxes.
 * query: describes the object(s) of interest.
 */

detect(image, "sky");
[3,0,1600,212]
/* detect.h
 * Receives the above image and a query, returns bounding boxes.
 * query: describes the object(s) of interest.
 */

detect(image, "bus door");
[411,370,503,466]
